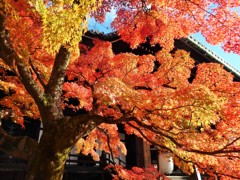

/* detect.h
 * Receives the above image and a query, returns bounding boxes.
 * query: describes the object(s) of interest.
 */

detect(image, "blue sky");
[88,11,240,72]
[192,33,240,72]
[88,10,116,34]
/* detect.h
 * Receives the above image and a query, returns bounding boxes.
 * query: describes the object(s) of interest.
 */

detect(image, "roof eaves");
[181,36,240,79]
[83,30,120,42]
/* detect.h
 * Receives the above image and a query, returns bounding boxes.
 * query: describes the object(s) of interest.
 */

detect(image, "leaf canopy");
[0,0,240,179]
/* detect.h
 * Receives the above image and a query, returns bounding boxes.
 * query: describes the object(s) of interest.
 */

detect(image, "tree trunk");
[25,148,70,180]
[23,112,103,180]
[25,128,72,180]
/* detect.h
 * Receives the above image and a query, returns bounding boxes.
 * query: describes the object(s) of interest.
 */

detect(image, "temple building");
[0,31,239,180]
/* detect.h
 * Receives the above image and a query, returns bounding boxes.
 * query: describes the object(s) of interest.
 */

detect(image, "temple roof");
[182,36,240,79]
[82,31,240,81]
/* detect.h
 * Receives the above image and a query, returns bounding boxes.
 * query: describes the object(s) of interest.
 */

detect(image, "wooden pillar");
[135,137,144,167]
[135,137,151,168]
[126,135,152,168]
[143,141,151,168]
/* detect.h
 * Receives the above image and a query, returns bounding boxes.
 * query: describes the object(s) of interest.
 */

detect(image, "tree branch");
[186,0,240,37]
[126,122,169,151]
[29,58,47,89]
[0,109,38,160]
[97,127,116,164]
[186,136,240,155]
[45,46,70,103]
[0,127,38,160]
[126,116,240,156]
[45,113,106,149]
[0,4,45,106]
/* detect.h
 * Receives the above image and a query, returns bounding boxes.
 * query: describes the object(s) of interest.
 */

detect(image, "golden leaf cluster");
[30,0,102,54]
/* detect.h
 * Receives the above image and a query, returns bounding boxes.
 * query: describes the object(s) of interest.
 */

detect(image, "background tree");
[0,0,240,179]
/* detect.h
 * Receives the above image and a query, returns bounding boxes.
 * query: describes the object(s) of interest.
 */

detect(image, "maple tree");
[0,0,240,180]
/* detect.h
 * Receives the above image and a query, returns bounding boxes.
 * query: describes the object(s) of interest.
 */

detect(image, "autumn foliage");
[0,0,240,180]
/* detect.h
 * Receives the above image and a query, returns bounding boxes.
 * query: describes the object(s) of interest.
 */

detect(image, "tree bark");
[24,114,104,180]
[25,117,73,180]
[26,153,68,180]
[25,132,71,180]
